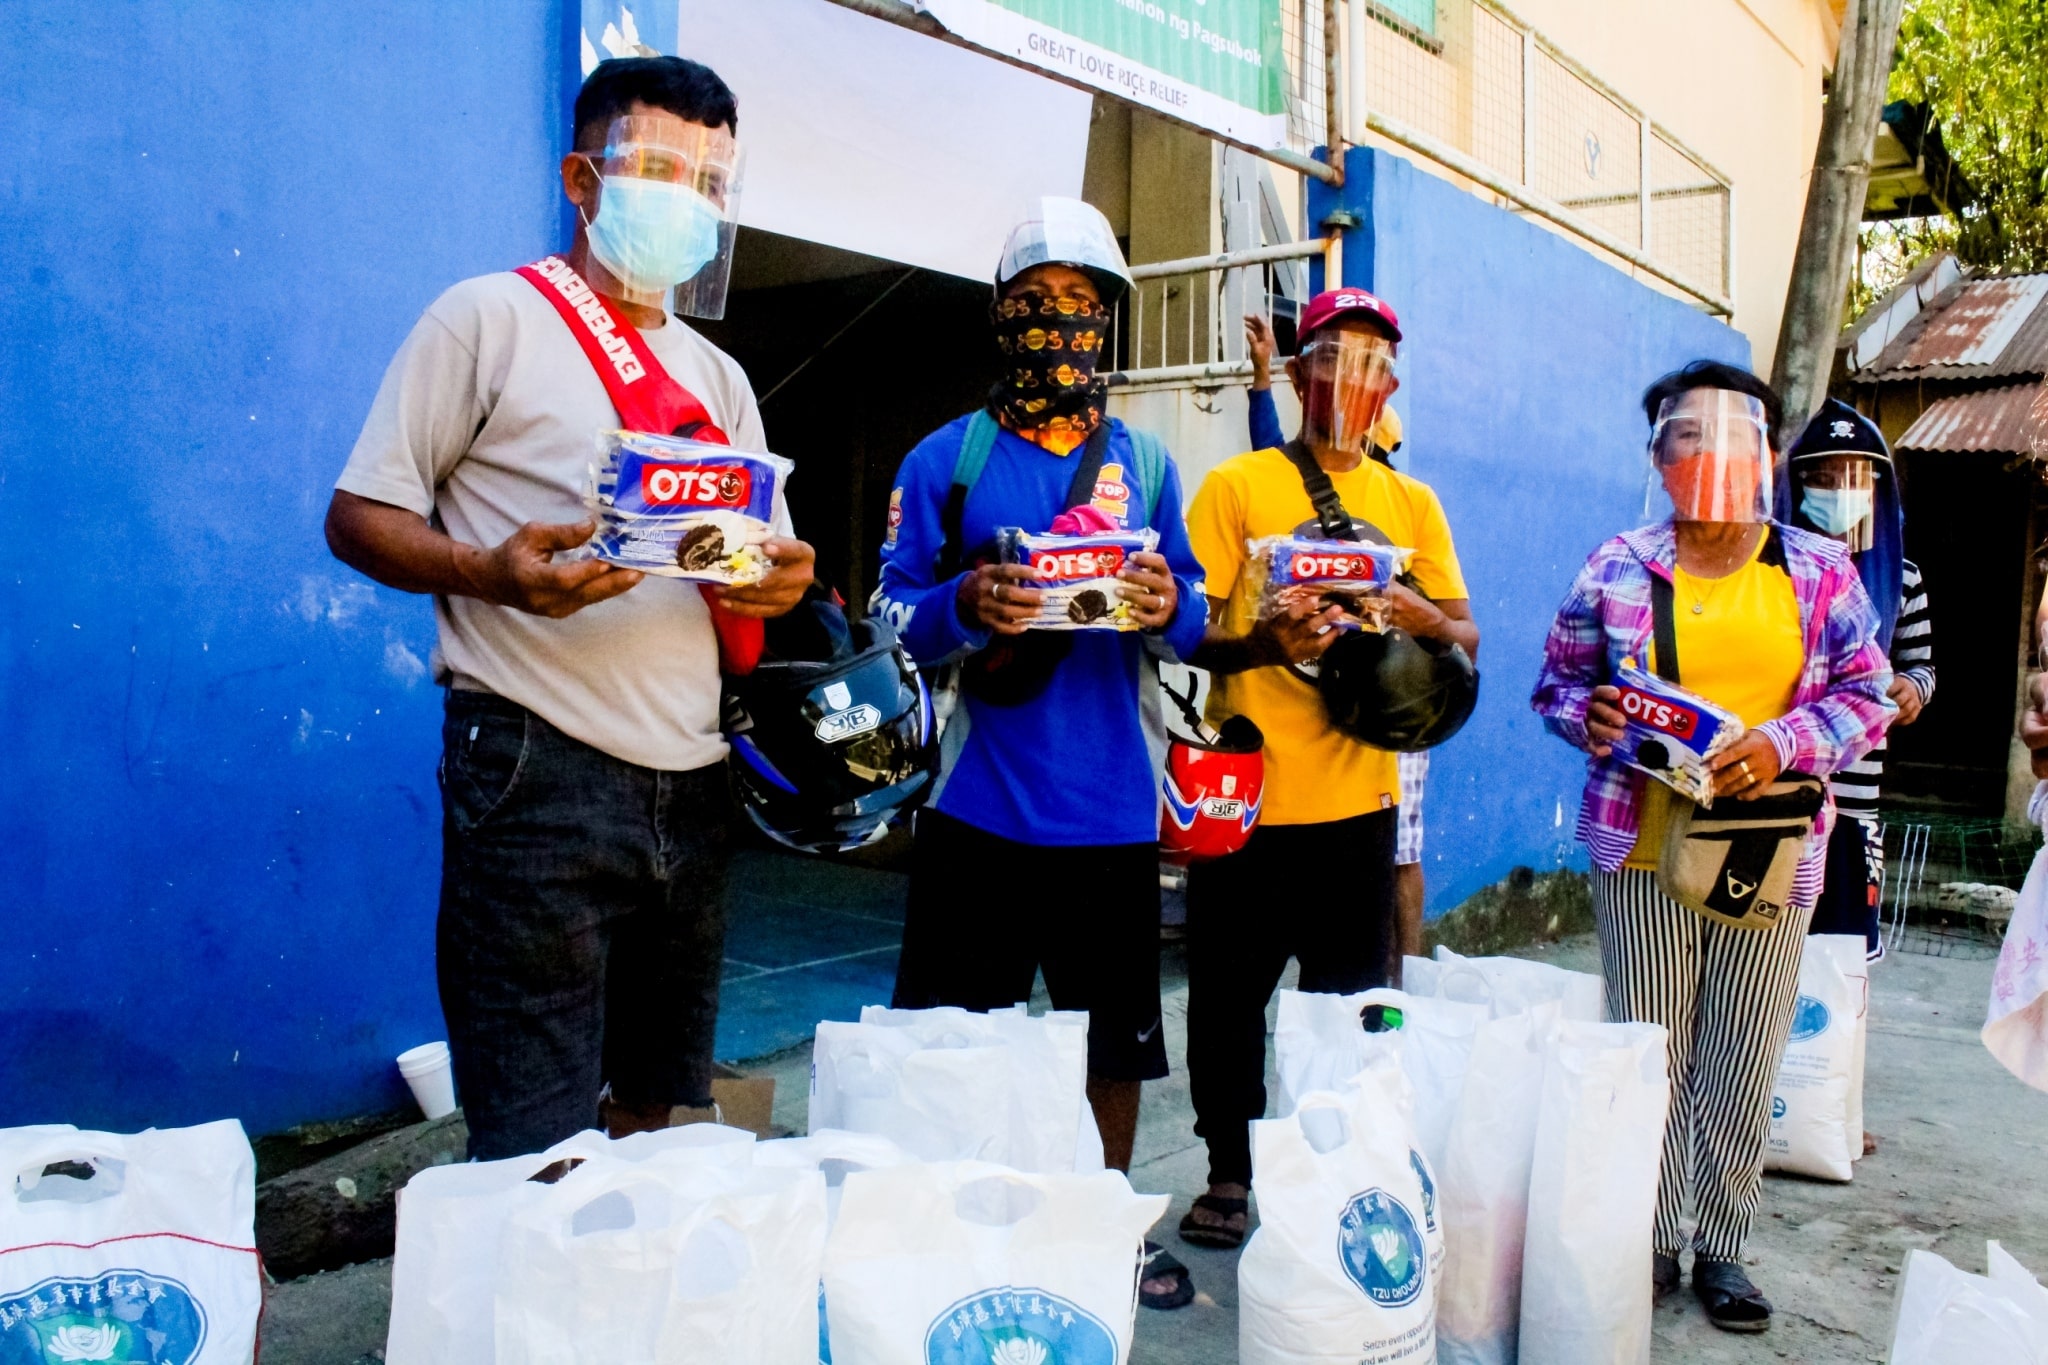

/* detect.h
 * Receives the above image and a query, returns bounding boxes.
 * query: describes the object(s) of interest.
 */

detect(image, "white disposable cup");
[396,1042,458,1120]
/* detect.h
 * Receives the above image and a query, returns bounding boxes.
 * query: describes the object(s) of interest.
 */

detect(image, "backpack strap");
[1060,418,1116,512]
[1122,425,1168,519]
[1280,440,1361,542]
[1650,571,1681,684]
[936,409,1002,582]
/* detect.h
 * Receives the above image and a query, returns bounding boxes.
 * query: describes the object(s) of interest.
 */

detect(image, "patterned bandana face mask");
[990,292,1110,454]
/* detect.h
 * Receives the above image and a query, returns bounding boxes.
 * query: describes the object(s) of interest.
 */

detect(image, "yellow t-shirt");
[1625,537,1804,867]
[1186,448,1468,825]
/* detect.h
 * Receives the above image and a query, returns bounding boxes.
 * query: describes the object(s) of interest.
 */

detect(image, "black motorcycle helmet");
[1317,627,1479,752]
[723,594,938,855]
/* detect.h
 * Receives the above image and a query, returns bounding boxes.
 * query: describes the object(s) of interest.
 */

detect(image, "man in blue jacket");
[870,198,1207,1309]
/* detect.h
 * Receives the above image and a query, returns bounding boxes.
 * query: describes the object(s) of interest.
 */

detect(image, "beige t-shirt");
[337,271,775,772]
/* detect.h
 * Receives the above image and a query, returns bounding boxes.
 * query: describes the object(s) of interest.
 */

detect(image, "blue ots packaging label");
[1248,535,1411,633]
[584,431,793,584]
[995,528,1159,631]
[1611,658,1744,806]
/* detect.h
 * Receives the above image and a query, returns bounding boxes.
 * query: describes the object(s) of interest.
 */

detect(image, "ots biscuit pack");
[584,431,793,584]
[996,527,1160,630]
[1248,534,1411,632]
[1611,657,1745,806]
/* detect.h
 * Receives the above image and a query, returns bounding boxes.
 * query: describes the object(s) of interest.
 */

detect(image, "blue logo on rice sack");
[924,1287,1116,1365]
[1337,1188,1426,1307]
[1788,994,1831,1043]
[1772,1095,1787,1120]
[0,1272,206,1364]
[1408,1151,1437,1234]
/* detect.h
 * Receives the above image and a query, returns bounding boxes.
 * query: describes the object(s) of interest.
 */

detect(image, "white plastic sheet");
[0,1120,261,1365]
[1986,784,2048,1093]
[1240,1059,1439,1365]
[1765,934,1867,1182]
[1889,1241,2048,1364]
[1518,1021,1671,1365]
[821,1162,1165,1365]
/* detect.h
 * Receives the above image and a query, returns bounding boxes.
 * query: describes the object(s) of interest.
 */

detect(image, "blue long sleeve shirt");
[1248,386,1286,453]
[871,414,1207,846]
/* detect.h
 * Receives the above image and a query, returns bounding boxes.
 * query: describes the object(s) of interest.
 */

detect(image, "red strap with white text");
[515,255,763,674]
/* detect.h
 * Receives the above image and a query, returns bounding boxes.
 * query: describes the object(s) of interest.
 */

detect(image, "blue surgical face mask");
[1801,486,1873,536]
[584,173,722,294]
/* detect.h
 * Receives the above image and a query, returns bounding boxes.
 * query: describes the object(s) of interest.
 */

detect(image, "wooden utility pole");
[1770,0,1907,429]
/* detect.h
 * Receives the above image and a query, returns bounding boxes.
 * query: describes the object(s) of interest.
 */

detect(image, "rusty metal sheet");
[1896,381,2048,454]
[1861,274,2048,380]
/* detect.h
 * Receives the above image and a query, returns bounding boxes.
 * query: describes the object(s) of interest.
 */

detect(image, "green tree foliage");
[1891,0,2048,272]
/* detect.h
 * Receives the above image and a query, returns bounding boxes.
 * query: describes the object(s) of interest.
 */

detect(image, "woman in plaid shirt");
[1530,361,1892,1333]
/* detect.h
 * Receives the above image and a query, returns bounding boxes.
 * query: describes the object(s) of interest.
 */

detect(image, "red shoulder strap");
[516,257,762,673]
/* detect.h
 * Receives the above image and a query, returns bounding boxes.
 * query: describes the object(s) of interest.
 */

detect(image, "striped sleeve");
[1893,558,1935,703]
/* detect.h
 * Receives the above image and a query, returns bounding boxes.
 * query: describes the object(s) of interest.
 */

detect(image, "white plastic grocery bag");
[387,1123,757,1365]
[1428,947,1605,1022]
[1765,934,1867,1182]
[1889,1241,2048,1364]
[821,1161,1165,1365]
[1274,987,1486,1172]
[496,1157,826,1365]
[1986,790,2048,1093]
[1436,1003,1558,1365]
[1240,1058,1439,1365]
[0,1120,261,1365]
[757,1130,918,1365]
[812,1006,1101,1172]
[1518,1021,1670,1365]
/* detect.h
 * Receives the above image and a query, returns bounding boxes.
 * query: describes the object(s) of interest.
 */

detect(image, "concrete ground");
[263,925,2048,1364]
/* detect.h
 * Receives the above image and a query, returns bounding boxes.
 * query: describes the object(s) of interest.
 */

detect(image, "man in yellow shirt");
[1176,289,1479,1248]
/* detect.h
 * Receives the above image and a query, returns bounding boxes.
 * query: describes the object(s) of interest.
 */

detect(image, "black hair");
[1640,360,1786,450]
[574,56,738,149]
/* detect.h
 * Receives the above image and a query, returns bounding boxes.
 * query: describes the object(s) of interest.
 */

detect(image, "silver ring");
[993,582,1006,604]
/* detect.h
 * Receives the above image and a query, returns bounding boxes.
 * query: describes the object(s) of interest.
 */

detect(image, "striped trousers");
[1593,867,1812,1260]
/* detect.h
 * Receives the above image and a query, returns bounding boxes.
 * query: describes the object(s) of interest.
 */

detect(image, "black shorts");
[892,809,1168,1082]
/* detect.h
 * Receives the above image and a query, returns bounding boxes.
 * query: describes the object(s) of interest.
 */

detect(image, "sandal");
[1693,1258,1772,1332]
[1653,1253,1681,1301]
[1139,1241,1196,1311]
[1177,1193,1249,1250]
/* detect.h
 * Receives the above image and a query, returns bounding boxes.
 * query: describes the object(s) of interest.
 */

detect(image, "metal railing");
[1108,238,1340,387]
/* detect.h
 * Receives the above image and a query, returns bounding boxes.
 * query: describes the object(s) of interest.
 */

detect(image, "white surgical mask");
[584,174,723,294]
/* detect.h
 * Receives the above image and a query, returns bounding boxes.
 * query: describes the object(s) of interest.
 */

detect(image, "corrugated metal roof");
[1895,381,2048,455]
[1855,274,2048,381]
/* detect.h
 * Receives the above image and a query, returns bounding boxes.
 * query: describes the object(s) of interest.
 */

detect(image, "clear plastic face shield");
[994,196,1133,302]
[1793,453,1878,551]
[1649,389,1773,524]
[1296,328,1399,455]
[579,113,744,319]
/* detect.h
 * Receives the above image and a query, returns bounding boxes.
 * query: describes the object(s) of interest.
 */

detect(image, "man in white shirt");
[326,56,813,1160]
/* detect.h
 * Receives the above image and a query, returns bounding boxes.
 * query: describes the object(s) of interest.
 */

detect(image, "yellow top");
[1625,533,1803,868]
[1186,447,1468,825]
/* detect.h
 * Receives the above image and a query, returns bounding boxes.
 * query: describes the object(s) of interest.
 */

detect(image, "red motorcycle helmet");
[1160,677,1266,865]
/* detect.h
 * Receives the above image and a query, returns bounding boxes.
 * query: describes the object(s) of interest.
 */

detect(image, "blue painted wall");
[1317,147,1750,913]
[0,2,573,1134]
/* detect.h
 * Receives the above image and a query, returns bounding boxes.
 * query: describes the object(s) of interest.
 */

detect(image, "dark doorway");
[697,228,993,614]
[1887,450,2030,813]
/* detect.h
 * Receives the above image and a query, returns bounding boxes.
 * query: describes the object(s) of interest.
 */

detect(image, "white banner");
[677,0,1093,283]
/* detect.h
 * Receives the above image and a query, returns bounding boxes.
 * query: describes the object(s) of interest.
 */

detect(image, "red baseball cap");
[1298,288,1402,345]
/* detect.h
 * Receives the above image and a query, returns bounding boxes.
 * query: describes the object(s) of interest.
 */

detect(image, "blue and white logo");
[1772,1095,1788,1120]
[1788,994,1831,1043]
[925,1287,1116,1365]
[1337,1188,1426,1307]
[1408,1151,1437,1234]
[0,1271,206,1365]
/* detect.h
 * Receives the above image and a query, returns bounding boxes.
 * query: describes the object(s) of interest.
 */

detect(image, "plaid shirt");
[1530,520,1894,905]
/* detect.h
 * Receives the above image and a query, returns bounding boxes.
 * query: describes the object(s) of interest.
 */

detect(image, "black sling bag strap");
[1279,439,1362,542]
[937,414,1115,581]
[1650,572,1682,684]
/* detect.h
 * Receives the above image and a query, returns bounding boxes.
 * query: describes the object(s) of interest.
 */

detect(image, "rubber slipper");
[1653,1252,1681,1300]
[1139,1241,1196,1311]
[1177,1193,1249,1250]
[1694,1258,1771,1332]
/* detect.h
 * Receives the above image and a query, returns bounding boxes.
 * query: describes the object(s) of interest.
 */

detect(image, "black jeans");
[438,690,734,1161]
[1185,808,1398,1186]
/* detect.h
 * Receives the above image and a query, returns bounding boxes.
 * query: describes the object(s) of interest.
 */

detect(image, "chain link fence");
[1275,0,1731,313]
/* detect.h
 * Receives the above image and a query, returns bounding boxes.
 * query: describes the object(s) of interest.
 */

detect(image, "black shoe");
[1693,1258,1771,1332]
[1653,1253,1682,1300]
